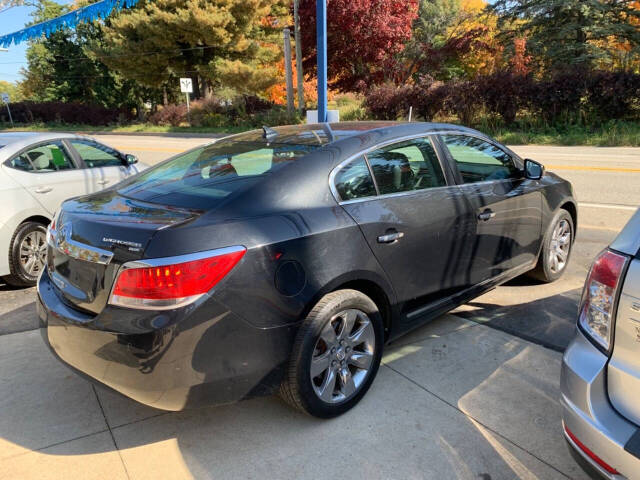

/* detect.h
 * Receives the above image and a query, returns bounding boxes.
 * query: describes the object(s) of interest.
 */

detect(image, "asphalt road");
[1,136,638,351]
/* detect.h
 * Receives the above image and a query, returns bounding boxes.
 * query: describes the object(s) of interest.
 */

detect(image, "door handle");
[97,179,110,185]
[34,186,52,194]
[478,209,496,221]
[377,231,404,244]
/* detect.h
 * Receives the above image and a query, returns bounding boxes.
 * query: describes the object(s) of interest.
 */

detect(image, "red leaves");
[298,0,419,92]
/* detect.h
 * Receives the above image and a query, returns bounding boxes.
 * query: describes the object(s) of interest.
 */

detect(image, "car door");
[66,139,132,192]
[335,136,476,322]
[439,134,543,284]
[4,141,90,215]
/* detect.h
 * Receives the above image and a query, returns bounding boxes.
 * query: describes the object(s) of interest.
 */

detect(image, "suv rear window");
[118,140,317,209]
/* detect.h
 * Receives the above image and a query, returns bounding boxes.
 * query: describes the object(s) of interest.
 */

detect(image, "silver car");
[561,208,640,479]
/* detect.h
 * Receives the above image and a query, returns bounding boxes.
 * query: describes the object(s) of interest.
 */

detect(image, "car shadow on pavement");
[0,314,583,479]
[453,287,582,352]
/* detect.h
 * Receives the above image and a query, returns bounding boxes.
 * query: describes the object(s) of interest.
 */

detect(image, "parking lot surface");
[0,137,638,479]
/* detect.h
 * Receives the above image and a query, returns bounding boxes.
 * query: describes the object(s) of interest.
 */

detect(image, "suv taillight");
[109,247,245,310]
[578,249,629,353]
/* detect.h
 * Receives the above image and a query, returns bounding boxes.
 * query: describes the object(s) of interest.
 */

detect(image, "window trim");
[4,139,79,173]
[329,133,452,205]
[436,133,523,186]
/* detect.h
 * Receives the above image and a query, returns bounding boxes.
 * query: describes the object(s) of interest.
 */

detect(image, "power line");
[0,44,222,64]
[0,69,202,80]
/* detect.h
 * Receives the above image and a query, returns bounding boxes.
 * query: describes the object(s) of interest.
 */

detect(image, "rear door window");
[118,141,316,209]
[9,142,75,172]
[366,137,446,195]
[441,135,519,183]
[333,157,376,201]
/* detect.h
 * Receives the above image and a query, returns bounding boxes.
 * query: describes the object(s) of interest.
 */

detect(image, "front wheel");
[280,289,384,418]
[529,210,574,283]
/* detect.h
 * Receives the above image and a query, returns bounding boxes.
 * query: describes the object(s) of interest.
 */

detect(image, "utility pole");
[316,0,328,123]
[293,0,305,114]
[283,28,295,117]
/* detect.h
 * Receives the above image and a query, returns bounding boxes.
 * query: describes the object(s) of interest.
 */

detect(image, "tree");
[96,0,289,99]
[0,80,23,101]
[298,0,419,92]
[397,0,501,82]
[19,0,154,110]
[491,0,640,72]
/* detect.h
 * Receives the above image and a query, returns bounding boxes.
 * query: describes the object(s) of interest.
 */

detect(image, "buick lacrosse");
[38,122,577,417]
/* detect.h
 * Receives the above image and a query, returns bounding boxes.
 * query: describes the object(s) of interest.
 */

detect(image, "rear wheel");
[4,221,48,287]
[280,289,383,418]
[529,210,574,283]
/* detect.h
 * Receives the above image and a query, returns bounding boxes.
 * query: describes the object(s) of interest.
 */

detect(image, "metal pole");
[6,103,13,127]
[293,0,305,114]
[185,92,190,124]
[316,0,328,123]
[283,28,295,117]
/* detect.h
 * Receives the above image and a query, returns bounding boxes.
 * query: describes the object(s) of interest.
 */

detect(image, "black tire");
[280,289,384,418]
[4,221,48,287]
[528,209,574,283]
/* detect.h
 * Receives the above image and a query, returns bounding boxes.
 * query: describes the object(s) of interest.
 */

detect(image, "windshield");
[117,140,318,210]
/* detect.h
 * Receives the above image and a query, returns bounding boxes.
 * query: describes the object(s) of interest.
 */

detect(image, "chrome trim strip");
[47,224,114,265]
[405,260,536,320]
[107,245,246,310]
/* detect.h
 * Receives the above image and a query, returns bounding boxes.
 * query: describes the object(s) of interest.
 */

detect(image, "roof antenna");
[262,126,278,141]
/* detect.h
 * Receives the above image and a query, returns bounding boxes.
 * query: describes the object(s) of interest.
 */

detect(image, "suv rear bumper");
[561,330,640,479]
[37,268,295,411]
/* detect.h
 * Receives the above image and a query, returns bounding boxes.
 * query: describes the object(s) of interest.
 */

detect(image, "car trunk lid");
[47,190,199,314]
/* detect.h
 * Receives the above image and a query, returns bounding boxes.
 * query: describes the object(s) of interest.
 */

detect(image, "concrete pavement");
[1,315,581,480]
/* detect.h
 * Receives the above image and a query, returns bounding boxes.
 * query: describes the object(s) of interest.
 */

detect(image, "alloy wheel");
[548,219,571,274]
[19,230,47,277]
[310,309,376,404]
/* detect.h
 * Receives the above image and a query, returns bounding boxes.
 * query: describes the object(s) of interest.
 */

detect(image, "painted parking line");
[578,202,637,211]
[580,224,623,232]
[546,164,640,173]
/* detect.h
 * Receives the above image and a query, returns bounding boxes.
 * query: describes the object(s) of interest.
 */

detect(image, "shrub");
[0,101,131,125]
[442,80,481,125]
[586,71,640,121]
[364,84,413,120]
[529,71,588,124]
[148,104,188,127]
[477,72,534,125]
[407,76,447,121]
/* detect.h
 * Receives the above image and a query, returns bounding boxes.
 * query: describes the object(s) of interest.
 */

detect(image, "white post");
[185,92,190,124]
[408,106,413,122]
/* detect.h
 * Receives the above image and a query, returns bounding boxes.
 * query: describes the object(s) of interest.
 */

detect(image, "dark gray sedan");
[37,122,577,417]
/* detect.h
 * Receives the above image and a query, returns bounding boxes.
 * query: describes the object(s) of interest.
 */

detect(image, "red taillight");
[564,425,620,474]
[578,249,628,352]
[110,248,245,309]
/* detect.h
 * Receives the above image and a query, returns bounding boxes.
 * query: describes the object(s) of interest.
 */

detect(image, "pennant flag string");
[0,0,140,48]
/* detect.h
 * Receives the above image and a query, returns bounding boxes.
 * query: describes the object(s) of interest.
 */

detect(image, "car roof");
[226,121,484,148]
[0,132,97,159]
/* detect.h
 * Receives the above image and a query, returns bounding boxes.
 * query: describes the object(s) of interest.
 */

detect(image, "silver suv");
[561,208,640,479]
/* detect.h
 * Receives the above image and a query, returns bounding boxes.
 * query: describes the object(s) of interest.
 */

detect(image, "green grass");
[0,122,246,135]
[2,118,639,146]
[480,120,640,147]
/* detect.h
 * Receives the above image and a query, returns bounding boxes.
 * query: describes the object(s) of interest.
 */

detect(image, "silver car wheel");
[548,219,571,274]
[310,309,376,404]
[19,230,47,277]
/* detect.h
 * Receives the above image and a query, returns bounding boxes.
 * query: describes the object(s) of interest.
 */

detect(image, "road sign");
[0,93,8,104]
[180,78,193,94]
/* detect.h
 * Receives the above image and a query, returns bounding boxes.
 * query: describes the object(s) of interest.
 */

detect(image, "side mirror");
[124,154,138,166]
[524,159,544,180]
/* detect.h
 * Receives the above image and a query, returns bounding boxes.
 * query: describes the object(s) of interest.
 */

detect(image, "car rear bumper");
[561,330,640,479]
[37,268,296,411]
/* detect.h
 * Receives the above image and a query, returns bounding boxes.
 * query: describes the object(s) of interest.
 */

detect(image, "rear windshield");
[117,139,318,209]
